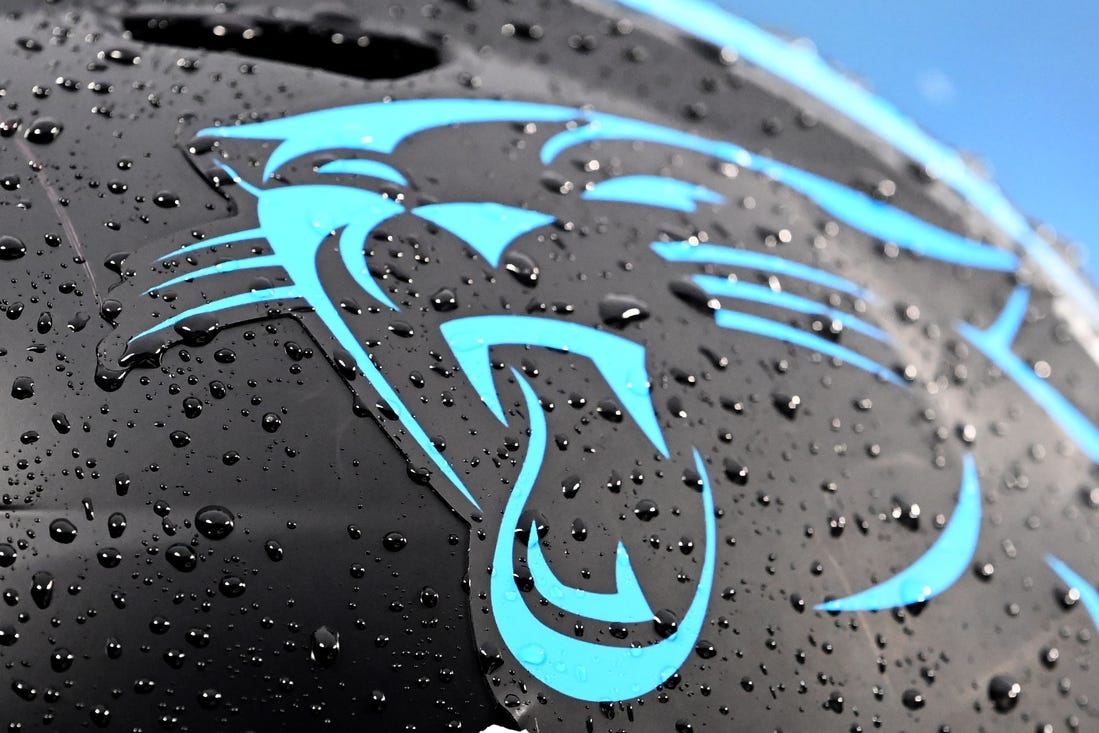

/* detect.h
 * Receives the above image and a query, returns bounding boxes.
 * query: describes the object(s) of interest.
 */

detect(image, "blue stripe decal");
[131,286,303,340]
[1046,556,1099,631]
[652,241,871,299]
[316,158,408,185]
[604,0,1097,319]
[714,309,904,386]
[199,100,581,181]
[440,315,668,457]
[527,538,655,623]
[957,286,1099,464]
[539,113,736,168]
[816,454,981,611]
[143,254,281,295]
[158,227,265,261]
[581,175,725,212]
[761,161,1019,272]
[491,370,716,701]
[412,203,556,268]
[339,219,402,312]
[693,275,889,343]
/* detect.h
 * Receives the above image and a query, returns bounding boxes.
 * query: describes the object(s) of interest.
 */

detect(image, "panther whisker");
[714,308,905,386]
[652,240,874,300]
[158,227,267,262]
[693,275,891,343]
[129,285,302,342]
[144,254,283,295]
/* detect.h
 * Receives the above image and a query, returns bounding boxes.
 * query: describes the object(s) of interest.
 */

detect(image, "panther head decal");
[94,98,1099,715]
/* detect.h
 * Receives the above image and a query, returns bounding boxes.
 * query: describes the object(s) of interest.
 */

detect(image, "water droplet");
[31,570,54,609]
[107,512,127,538]
[504,251,540,286]
[694,639,717,659]
[175,314,220,346]
[0,235,26,260]
[182,396,203,418]
[420,587,439,608]
[988,674,1021,712]
[901,688,926,710]
[165,544,197,572]
[11,376,34,399]
[596,399,623,422]
[723,458,749,485]
[382,531,407,552]
[634,499,659,521]
[97,548,122,568]
[11,679,37,701]
[101,47,141,65]
[196,506,235,540]
[339,297,362,315]
[186,627,211,648]
[669,278,721,313]
[105,637,123,658]
[24,117,62,144]
[90,705,111,727]
[153,190,180,208]
[772,393,801,420]
[311,626,340,666]
[599,293,650,327]
[49,518,78,544]
[198,688,223,710]
[16,36,43,52]
[50,648,74,672]
[571,518,587,541]
[332,348,358,379]
[477,643,505,673]
[95,363,129,392]
[891,495,921,530]
[653,609,679,638]
[264,539,284,561]
[218,575,247,597]
[388,320,414,338]
[431,287,458,311]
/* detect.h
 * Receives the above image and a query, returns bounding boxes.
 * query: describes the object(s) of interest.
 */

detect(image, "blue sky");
[720,1,1099,280]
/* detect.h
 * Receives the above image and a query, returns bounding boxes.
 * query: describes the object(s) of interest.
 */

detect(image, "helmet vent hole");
[117,8,444,80]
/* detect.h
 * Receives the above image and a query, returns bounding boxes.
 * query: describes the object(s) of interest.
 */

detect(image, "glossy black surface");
[1,2,1097,732]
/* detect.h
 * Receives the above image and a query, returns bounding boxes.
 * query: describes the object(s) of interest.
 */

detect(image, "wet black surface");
[0,2,1097,732]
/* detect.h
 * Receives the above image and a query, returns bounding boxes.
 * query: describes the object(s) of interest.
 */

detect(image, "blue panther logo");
[100,98,1099,702]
